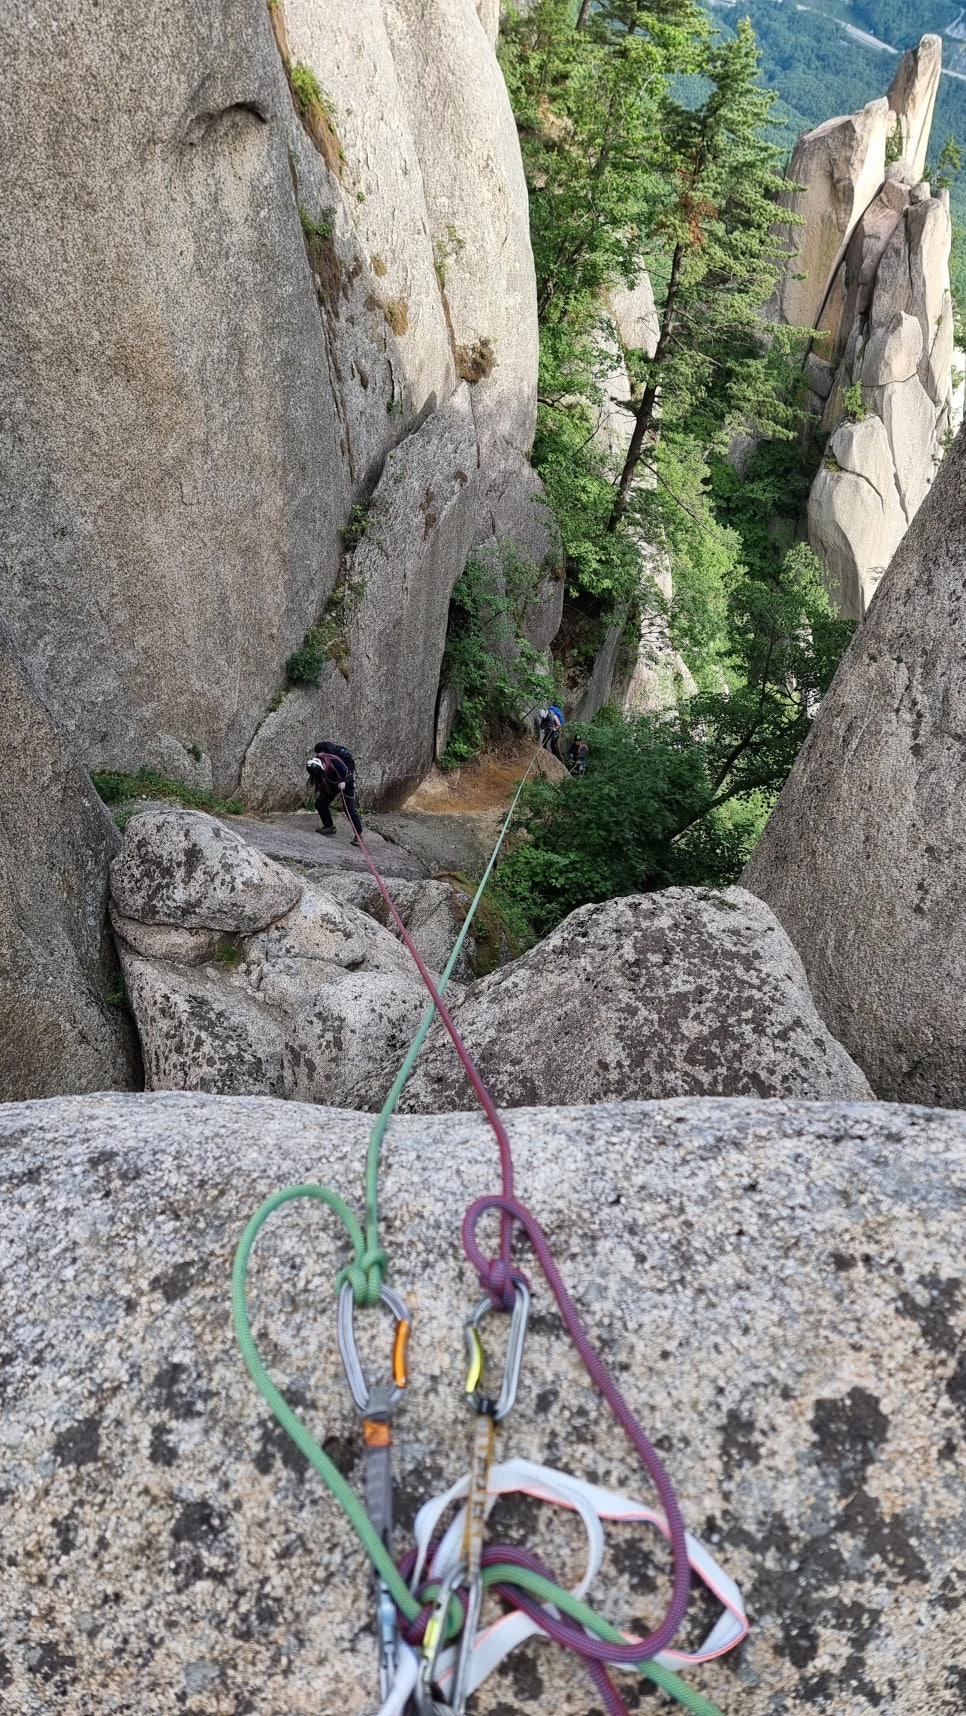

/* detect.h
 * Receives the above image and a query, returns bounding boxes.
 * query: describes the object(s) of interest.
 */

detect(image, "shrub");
[841,381,868,423]
[91,768,243,818]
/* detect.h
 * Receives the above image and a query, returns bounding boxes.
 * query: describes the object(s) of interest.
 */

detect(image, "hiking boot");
[317,827,337,838]
[350,836,361,847]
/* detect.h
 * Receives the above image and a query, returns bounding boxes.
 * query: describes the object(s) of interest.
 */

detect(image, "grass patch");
[92,768,244,820]
[300,205,334,244]
[214,938,244,968]
[433,223,465,287]
[383,299,410,337]
[455,337,496,382]
[288,62,345,177]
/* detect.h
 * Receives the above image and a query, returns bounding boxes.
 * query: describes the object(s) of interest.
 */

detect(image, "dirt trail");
[402,745,564,817]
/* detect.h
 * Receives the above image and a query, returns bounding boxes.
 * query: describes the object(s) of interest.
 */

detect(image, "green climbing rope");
[351,750,542,1307]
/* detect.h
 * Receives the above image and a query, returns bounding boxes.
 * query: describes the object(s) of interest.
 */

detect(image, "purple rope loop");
[463,1191,691,1660]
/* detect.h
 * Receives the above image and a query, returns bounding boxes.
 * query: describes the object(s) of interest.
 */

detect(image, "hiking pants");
[316,784,362,834]
[541,723,561,760]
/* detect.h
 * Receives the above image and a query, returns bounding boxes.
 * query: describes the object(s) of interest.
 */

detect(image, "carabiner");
[464,1279,530,1420]
[337,1279,410,1414]
[414,1562,465,1716]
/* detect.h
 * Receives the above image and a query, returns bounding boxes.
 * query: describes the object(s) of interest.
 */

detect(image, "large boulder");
[110,810,432,1104]
[770,100,891,336]
[387,888,871,1112]
[887,34,942,180]
[1,1091,964,1715]
[807,415,908,619]
[0,623,136,1099]
[744,423,966,1107]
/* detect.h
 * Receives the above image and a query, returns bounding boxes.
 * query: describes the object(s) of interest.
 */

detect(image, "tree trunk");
[575,0,594,26]
[607,242,683,532]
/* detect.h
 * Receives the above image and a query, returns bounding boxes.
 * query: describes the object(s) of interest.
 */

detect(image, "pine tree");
[608,20,802,530]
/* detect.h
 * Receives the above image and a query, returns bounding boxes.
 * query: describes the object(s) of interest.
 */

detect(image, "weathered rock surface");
[2,0,552,807]
[222,812,431,882]
[390,888,871,1112]
[744,423,966,1107]
[110,811,431,1105]
[1,0,346,790]
[771,99,891,335]
[111,809,303,933]
[323,872,480,982]
[2,1090,965,1715]
[0,623,137,1100]
[242,387,481,807]
[807,415,907,618]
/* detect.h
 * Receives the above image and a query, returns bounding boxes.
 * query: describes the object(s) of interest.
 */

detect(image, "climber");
[568,737,589,776]
[307,741,363,844]
[538,704,564,759]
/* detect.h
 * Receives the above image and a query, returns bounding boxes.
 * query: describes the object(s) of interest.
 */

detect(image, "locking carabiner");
[464,1279,530,1420]
[337,1279,410,1414]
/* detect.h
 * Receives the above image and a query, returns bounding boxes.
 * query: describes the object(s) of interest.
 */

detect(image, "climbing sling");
[232,757,747,1714]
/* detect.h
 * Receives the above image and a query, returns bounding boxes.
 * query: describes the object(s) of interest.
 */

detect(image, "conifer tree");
[608,20,801,529]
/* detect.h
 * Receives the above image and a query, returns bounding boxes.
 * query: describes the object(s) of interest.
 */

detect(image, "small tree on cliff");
[608,20,801,531]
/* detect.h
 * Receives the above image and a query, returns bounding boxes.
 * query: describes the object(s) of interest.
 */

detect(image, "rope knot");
[336,1247,388,1306]
[482,1256,517,1312]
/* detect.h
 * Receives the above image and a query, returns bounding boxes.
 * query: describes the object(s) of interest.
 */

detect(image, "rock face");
[0,623,137,1099]
[241,386,481,807]
[744,424,966,1106]
[769,37,954,619]
[1,0,550,807]
[110,810,435,1105]
[806,171,955,617]
[771,98,893,335]
[2,1090,965,1716]
[390,888,871,1111]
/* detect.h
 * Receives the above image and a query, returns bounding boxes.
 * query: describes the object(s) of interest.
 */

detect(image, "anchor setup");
[232,754,748,1715]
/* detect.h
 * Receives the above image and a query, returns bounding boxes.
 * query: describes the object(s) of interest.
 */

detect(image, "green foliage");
[438,547,558,766]
[287,570,366,687]
[290,61,327,116]
[841,381,868,423]
[214,938,244,968]
[341,501,374,550]
[884,114,904,166]
[927,133,963,192]
[299,205,334,243]
[91,769,243,818]
[496,543,854,937]
[433,223,466,286]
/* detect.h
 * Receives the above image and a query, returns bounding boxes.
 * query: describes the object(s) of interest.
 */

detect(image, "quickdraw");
[232,753,748,1715]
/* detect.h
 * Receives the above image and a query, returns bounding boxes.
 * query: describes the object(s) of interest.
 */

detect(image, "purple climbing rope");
[340,789,691,1663]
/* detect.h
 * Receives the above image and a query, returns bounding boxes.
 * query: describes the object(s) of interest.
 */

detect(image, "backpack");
[318,743,356,773]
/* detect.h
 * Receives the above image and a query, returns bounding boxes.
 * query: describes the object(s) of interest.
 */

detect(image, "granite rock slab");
[390,888,872,1113]
[2,1092,964,1714]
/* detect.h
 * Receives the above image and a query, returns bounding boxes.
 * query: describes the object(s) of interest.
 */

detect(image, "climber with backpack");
[307,741,363,844]
[538,703,565,760]
[568,736,589,776]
